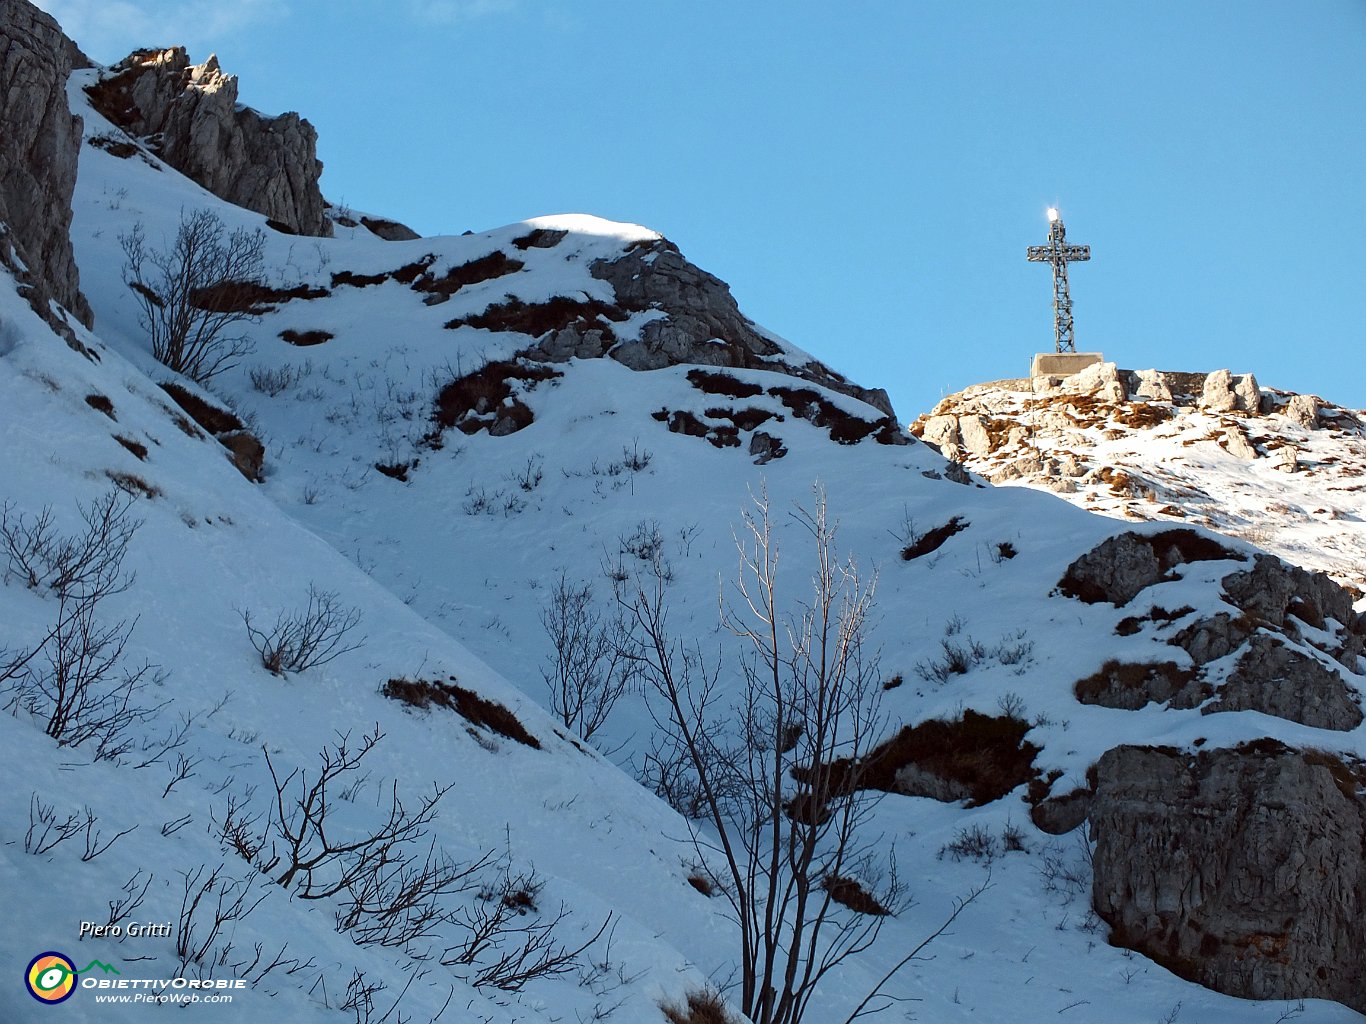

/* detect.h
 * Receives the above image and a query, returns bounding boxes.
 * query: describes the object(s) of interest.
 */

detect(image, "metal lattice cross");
[1026,209,1090,353]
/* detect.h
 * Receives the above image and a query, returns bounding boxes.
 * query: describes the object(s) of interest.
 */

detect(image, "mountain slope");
[1,15,1364,1024]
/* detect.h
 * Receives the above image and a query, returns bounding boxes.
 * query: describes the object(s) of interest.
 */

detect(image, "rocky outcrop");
[1057,528,1244,606]
[360,215,420,241]
[1283,393,1320,428]
[86,49,330,237]
[908,368,1366,591]
[1064,530,1364,728]
[1199,369,1260,414]
[589,239,896,418]
[1208,634,1362,731]
[0,0,93,330]
[1222,554,1358,641]
[1090,743,1366,1014]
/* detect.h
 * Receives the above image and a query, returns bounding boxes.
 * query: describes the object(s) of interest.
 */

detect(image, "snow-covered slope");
[912,362,1366,593]
[1,38,1364,1024]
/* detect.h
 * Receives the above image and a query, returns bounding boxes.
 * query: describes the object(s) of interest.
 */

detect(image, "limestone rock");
[1030,787,1093,835]
[0,0,93,329]
[1274,445,1299,473]
[1284,393,1321,429]
[958,414,993,457]
[1062,360,1121,396]
[590,240,895,418]
[1222,554,1357,637]
[1232,372,1260,413]
[1130,369,1173,403]
[1206,634,1363,731]
[920,415,960,450]
[989,453,1044,483]
[1073,660,1201,711]
[86,49,331,237]
[1220,425,1257,460]
[359,215,420,241]
[1090,743,1366,1013]
[1199,369,1238,412]
[1058,529,1243,607]
[1169,612,1254,666]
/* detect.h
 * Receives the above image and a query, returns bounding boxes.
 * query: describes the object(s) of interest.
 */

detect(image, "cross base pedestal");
[1030,351,1104,379]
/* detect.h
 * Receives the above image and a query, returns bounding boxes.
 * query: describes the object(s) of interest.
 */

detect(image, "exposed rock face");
[1209,634,1362,731]
[1199,369,1259,414]
[1073,659,1200,711]
[1284,393,1320,428]
[1090,743,1366,1014]
[1057,528,1243,607]
[0,0,93,329]
[590,239,896,418]
[1065,532,1364,728]
[1222,554,1357,639]
[86,49,331,237]
[1219,424,1257,460]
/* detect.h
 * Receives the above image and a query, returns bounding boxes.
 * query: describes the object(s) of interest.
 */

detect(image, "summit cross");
[1026,208,1090,353]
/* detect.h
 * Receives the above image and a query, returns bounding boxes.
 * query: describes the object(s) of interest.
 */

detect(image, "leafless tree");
[540,574,636,741]
[121,209,266,382]
[241,584,364,675]
[620,485,984,1024]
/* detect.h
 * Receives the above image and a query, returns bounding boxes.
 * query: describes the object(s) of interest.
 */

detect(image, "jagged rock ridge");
[85,48,332,237]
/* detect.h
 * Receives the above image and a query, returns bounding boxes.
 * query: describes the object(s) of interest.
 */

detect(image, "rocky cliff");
[1031,525,1366,1009]
[1090,743,1366,1013]
[85,48,331,237]
[912,363,1366,590]
[0,0,93,331]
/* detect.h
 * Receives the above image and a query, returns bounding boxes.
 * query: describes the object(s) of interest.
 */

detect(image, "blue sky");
[42,0,1366,419]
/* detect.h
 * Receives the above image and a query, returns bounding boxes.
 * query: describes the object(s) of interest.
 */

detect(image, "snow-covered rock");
[911,369,1366,590]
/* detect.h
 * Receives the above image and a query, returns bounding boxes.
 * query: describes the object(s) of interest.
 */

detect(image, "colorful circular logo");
[26,952,77,1004]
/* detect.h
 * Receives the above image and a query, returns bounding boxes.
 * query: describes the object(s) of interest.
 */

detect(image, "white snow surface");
[0,69,1360,1024]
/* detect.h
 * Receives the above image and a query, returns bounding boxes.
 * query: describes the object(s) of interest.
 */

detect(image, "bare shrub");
[540,575,636,742]
[442,853,612,992]
[620,486,984,1024]
[121,209,266,383]
[915,618,1034,683]
[241,585,364,675]
[662,988,738,1024]
[175,864,267,976]
[255,728,449,896]
[1,492,164,759]
[939,824,999,863]
[1,490,137,596]
[25,793,84,855]
[248,364,300,396]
